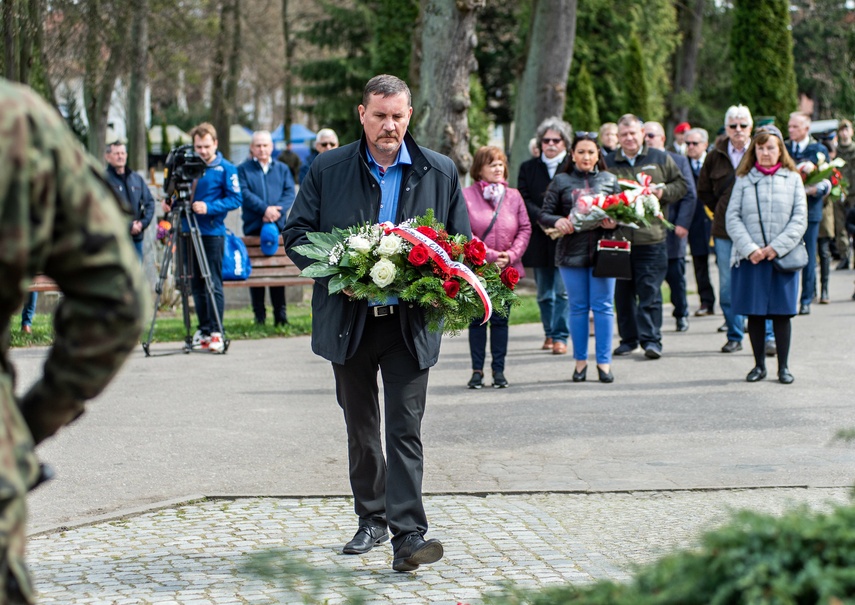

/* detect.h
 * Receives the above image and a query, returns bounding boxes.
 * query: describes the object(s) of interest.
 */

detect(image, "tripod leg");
[175,226,195,352]
[142,210,179,356]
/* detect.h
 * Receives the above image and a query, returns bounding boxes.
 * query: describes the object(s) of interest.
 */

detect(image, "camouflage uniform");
[0,79,146,603]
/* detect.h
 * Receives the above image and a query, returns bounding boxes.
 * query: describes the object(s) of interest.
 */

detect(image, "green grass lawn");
[11,294,543,348]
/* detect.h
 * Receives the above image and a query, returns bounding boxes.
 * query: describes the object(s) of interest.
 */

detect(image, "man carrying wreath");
[283,74,470,572]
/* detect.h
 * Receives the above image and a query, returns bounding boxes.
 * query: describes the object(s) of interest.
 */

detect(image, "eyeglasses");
[574,131,598,140]
[685,141,703,146]
[644,133,659,139]
[318,141,337,148]
[728,124,750,130]
[541,137,564,145]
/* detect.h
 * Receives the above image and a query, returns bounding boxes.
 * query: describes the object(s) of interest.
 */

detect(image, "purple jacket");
[463,183,531,277]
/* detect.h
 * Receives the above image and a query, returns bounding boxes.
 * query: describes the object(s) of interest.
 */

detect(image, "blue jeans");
[133,239,144,260]
[800,220,820,306]
[665,257,688,318]
[534,267,569,343]
[714,238,744,343]
[21,292,37,328]
[559,267,616,365]
[614,242,668,349]
[187,235,225,335]
[468,311,510,373]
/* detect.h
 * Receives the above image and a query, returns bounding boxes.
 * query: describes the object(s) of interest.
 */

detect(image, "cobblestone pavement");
[30,487,851,604]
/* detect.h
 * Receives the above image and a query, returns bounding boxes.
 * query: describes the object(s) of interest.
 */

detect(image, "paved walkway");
[13,264,855,603]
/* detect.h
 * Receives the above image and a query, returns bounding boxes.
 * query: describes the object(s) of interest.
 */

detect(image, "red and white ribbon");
[386,223,493,324]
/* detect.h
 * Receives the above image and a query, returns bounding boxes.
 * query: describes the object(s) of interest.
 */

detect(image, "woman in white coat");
[726,126,807,384]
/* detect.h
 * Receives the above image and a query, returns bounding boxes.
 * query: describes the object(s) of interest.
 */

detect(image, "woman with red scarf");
[726,126,807,384]
[463,146,531,389]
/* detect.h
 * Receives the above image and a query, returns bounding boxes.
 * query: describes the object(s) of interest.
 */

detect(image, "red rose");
[416,226,438,240]
[464,239,487,266]
[500,266,520,290]
[443,279,460,298]
[439,240,453,256]
[407,244,430,266]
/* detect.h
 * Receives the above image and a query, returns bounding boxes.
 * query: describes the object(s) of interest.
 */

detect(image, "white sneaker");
[208,332,225,354]
[191,330,211,351]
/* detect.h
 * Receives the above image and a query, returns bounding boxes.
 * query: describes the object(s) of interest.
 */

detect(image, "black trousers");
[249,286,287,324]
[331,313,430,550]
[692,254,716,309]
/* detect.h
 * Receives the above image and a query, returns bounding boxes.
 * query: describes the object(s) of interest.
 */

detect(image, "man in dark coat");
[684,128,716,316]
[643,122,696,333]
[786,112,831,315]
[517,117,572,354]
[284,75,470,573]
[105,141,156,259]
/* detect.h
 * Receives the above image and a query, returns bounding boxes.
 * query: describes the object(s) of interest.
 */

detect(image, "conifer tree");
[624,34,650,120]
[731,0,797,127]
[564,63,600,131]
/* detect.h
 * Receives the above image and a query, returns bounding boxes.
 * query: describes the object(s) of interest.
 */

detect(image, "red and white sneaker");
[192,330,211,351]
[208,332,225,354]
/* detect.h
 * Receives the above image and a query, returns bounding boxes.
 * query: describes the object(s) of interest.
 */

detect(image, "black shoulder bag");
[480,189,506,239]
[753,182,808,273]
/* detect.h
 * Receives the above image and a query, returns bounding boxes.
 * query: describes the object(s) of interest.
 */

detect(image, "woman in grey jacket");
[726,127,807,384]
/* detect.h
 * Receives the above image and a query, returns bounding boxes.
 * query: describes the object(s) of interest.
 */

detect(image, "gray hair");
[316,128,338,142]
[362,74,411,107]
[535,117,572,148]
[251,130,273,145]
[643,121,665,137]
[105,141,126,153]
[724,105,753,129]
[789,111,811,125]
[617,113,643,129]
[687,127,709,143]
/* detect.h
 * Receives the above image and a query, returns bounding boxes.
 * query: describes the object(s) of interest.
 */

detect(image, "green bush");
[485,502,855,605]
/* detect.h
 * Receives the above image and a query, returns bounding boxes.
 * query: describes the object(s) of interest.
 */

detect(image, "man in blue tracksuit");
[184,122,242,352]
[238,130,295,325]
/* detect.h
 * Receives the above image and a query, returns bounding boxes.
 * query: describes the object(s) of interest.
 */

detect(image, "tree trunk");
[509,0,577,186]
[3,0,19,81]
[668,0,704,131]
[414,0,485,177]
[211,0,241,158]
[82,0,128,158]
[282,0,293,143]
[128,0,149,172]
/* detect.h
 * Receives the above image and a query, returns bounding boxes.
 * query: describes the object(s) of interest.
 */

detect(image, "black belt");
[369,304,398,318]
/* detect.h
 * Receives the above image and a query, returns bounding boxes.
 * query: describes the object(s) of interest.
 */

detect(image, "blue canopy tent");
[271,123,315,162]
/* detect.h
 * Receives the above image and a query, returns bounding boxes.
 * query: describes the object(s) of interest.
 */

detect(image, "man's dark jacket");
[697,136,738,240]
[665,151,697,259]
[237,158,295,234]
[518,155,570,267]
[106,165,155,242]
[786,138,830,223]
[283,132,470,369]
[604,144,687,245]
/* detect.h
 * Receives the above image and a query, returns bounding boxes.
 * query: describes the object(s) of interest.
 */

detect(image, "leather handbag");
[753,183,809,273]
[593,239,632,279]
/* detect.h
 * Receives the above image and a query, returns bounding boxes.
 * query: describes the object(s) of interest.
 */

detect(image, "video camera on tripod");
[141,144,229,356]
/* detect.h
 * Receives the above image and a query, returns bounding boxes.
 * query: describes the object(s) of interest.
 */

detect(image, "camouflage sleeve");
[15,90,147,445]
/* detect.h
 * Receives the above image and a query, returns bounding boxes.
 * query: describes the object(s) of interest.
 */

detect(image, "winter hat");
[674,122,691,134]
[260,222,280,256]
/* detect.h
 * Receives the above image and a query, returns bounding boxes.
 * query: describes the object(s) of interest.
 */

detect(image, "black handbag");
[753,183,809,273]
[593,239,632,279]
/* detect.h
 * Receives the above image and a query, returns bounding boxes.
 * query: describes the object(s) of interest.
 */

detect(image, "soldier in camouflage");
[0,79,146,603]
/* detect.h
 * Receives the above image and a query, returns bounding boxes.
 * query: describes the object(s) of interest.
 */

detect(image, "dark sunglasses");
[644,133,659,139]
[541,137,564,145]
[318,141,337,148]
[685,141,703,146]
[574,131,598,140]
[728,123,750,130]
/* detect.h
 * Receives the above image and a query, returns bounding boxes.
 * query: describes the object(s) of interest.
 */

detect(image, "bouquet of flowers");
[569,191,645,231]
[616,172,674,229]
[291,210,519,334]
[829,166,850,203]
[797,153,846,188]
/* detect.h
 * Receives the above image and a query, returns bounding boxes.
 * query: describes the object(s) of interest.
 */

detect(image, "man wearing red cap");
[672,122,691,155]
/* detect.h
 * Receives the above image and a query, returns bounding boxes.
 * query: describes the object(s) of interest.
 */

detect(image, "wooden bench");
[223,235,314,288]
[27,236,314,293]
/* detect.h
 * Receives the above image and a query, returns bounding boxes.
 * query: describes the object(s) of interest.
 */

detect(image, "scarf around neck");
[755,162,782,176]
[478,180,507,204]
[542,151,567,179]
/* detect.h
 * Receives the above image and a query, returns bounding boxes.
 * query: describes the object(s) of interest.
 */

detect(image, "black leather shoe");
[392,533,444,572]
[613,343,637,356]
[721,340,742,353]
[717,322,728,333]
[342,524,389,554]
[835,258,849,271]
[644,345,662,359]
[778,368,795,384]
[676,317,689,332]
[467,371,484,389]
[746,366,767,382]
[572,366,587,382]
[492,371,509,388]
[799,304,810,315]
[694,306,714,316]
[597,366,614,383]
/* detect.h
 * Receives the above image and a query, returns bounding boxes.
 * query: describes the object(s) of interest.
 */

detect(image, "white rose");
[348,235,372,255]
[376,234,403,257]
[369,258,397,288]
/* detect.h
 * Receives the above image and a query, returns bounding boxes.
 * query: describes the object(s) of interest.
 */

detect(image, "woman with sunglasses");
[539,132,621,383]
